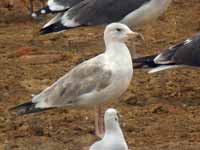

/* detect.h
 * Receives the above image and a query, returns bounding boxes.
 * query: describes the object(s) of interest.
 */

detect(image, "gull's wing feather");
[40,0,150,34]
[65,0,150,26]
[154,33,200,66]
[133,33,200,73]
[10,55,112,115]
[43,12,64,28]
[32,55,112,107]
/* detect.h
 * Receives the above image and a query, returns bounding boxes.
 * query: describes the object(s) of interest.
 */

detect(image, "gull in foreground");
[90,108,128,150]
[31,0,83,19]
[40,0,172,34]
[10,23,143,137]
[133,32,200,73]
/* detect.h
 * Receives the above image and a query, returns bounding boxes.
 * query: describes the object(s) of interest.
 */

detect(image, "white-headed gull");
[90,108,128,150]
[10,23,143,137]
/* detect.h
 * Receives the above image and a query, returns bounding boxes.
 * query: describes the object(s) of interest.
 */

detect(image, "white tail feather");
[148,65,183,74]
[43,13,63,28]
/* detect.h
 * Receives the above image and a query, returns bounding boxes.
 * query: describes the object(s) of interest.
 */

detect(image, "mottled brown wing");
[32,57,112,107]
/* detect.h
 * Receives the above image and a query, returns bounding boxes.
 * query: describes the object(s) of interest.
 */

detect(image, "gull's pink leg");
[42,0,46,7]
[95,105,105,138]
[29,0,33,15]
[99,105,105,136]
[8,0,14,7]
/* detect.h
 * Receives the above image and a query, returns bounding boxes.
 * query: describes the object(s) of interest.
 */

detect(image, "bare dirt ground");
[1,0,200,150]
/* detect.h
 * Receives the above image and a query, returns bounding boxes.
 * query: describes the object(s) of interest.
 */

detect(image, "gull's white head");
[104,108,119,130]
[90,108,127,150]
[104,23,143,45]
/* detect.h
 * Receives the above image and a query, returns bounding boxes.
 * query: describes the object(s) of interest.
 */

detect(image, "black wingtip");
[40,21,68,35]
[40,27,52,35]
[9,101,52,116]
[9,101,35,115]
[133,54,159,69]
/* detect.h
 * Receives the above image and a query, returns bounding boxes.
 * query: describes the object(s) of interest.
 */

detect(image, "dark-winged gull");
[133,32,200,73]
[10,23,143,138]
[89,108,128,150]
[40,0,172,34]
[28,0,46,16]
[31,0,83,19]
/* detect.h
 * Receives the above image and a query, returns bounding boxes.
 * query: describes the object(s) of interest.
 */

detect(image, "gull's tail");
[9,101,53,115]
[133,54,179,73]
[133,54,159,69]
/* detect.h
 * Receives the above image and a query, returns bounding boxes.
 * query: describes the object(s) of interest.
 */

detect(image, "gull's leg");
[95,105,105,138]
[8,0,14,8]
[41,0,46,7]
[29,0,34,15]
[99,105,105,136]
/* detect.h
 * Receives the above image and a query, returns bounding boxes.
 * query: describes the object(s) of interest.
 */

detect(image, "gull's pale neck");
[104,40,132,61]
[105,40,128,52]
[104,119,124,138]
[102,119,128,150]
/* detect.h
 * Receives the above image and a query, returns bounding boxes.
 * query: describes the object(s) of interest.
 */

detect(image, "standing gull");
[40,0,172,34]
[10,23,143,137]
[31,0,83,19]
[133,32,200,73]
[90,108,128,150]
[28,0,46,16]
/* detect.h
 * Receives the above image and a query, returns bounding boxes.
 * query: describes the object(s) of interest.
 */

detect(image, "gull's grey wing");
[32,56,112,107]
[154,33,200,66]
[65,0,151,25]
[133,33,200,73]
[40,0,150,34]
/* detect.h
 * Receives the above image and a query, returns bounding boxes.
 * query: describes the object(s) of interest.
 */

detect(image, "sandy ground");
[1,0,200,149]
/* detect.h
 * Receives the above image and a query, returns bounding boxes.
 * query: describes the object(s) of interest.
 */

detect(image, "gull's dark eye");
[115,117,118,121]
[116,28,122,32]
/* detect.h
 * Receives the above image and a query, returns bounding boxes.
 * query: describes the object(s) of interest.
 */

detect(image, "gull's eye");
[115,117,118,121]
[117,112,119,118]
[116,28,122,32]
